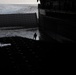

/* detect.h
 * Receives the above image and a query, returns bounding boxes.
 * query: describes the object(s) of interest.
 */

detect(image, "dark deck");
[0,37,75,74]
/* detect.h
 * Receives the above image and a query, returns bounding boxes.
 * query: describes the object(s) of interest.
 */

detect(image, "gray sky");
[0,0,38,4]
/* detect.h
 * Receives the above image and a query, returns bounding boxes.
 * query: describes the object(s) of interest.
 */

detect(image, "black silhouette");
[33,33,37,40]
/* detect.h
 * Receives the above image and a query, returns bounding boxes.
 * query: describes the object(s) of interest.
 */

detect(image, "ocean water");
[0,4,38,18]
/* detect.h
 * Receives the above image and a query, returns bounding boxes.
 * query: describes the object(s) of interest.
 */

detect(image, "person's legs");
[35,37,36,40]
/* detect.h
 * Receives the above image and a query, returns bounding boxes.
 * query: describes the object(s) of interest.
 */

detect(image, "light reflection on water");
[0,27,40,40]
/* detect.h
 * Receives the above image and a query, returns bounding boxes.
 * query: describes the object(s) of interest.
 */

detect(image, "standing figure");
[33,33,37,40]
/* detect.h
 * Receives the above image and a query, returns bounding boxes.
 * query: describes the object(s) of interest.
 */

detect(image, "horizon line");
[0,3,40,4]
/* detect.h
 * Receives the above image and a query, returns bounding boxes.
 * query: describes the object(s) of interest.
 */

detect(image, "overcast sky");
[0,0,39,4]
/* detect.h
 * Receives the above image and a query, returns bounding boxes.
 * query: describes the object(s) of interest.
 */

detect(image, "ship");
[38,0,76,43]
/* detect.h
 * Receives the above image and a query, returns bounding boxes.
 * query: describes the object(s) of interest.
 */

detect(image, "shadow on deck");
[0,36,74,74]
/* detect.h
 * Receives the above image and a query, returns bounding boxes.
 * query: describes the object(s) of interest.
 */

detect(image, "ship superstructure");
[38,0,76,43]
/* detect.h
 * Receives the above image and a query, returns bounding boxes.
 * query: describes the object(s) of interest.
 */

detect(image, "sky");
[0,0,39,4]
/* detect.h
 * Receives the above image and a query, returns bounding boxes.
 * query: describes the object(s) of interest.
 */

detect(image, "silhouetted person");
[33,33,37,40]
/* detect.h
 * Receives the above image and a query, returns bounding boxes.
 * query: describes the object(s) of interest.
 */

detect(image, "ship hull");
[38,5,76,43]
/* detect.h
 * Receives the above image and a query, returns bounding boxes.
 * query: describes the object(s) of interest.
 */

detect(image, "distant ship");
[38,0,76,43]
